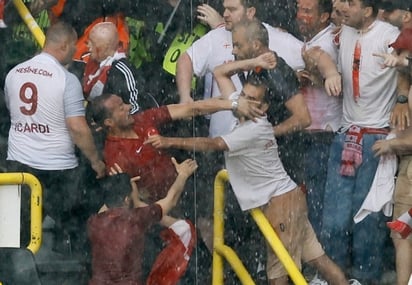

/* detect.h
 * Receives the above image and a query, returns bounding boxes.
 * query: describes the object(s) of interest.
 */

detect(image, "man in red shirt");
[88,158,198,285]
[90,93,262,204]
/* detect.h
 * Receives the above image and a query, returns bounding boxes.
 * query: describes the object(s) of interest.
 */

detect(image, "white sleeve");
[185,32,213,77]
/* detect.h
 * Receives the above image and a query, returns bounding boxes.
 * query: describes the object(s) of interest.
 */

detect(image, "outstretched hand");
[171,157,198,179]
[372,53,408,68]
[197,4,224,29]
[145,134,170,149]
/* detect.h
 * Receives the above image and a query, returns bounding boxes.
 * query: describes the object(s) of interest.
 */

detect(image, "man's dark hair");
[318,0,333,14]
[240,0,261,9]
[360,0,381,17]
[99,173,132,208]
[246,72,270,104]
[89,93,115,128]
[44,21,77,46]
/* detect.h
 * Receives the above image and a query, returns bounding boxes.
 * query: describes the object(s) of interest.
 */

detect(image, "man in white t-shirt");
[4,22,105,254]
[320,0,401,283]
[147,51,348,285]
[295,0,342,240]
[176,0,308,138]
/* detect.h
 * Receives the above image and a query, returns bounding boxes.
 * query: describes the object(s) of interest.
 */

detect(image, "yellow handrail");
[0,172,42,254]
[212,169,307,284]
[12,0,46,47]
[250,209,307,285]
[212,169,254,285]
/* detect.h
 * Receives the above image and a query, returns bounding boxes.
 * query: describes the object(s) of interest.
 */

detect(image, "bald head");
[233,19,269,47]
[88,22,119,62]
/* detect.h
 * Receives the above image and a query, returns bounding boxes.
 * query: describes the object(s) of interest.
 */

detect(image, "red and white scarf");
[83,51,126,99]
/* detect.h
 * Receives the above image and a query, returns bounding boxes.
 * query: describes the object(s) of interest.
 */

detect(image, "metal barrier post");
[212,169,308,285]
[250,209,307,285]
[0,173,42,254]
[212,169,254,285]
[12,0,46,47]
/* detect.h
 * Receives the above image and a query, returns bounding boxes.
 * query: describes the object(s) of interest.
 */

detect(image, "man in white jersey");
[320,0,400,283]
[177,0,308,139]
[4,21,105,254]
[147,53,348,285]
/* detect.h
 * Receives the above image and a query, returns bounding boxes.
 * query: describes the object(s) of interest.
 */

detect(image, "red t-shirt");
[104,106,177,203]
[88,204,162,285]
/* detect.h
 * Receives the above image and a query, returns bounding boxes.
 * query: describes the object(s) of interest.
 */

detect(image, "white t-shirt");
[338,20,400,130]
[303,24,342,131]
[5,53,85,170]
[221,103,297,211]
[186,24,304,137]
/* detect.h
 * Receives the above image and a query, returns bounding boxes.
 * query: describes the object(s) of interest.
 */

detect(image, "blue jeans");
[321,132,390,282]
[303,132,334,238]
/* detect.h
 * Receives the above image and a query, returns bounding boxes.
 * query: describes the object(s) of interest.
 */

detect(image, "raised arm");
[213,52,277,98]
[155,158,198,215]
[301,46,341,96]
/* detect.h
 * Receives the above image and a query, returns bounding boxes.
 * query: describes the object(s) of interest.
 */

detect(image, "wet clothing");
[222,115,296,211]
[104,106,176,203]
[220,104,323,279]
[5,52,84,170]
[88,204,162,285]
[322,21,399,282]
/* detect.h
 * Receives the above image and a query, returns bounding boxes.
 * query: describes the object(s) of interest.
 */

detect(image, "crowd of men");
[0,0,411,284]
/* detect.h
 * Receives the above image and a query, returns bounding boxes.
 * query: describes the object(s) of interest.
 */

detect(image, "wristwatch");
[396,95,408,104]
[231,99,239,112]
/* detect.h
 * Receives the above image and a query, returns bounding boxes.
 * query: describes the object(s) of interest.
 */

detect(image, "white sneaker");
[349,279,362,285]
[309,274,328,285]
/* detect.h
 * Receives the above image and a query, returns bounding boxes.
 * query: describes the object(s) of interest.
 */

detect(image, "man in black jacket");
[83,21,158,114]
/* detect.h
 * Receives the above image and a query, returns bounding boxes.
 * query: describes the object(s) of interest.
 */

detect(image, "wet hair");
[89,93,115,128]
[318,0,333,14]
[44,21,77,46]
[99,173,132,208]
[359,0,381,17]
[245,72,270,104]
[239,0,263,16]
[232,19,269,47]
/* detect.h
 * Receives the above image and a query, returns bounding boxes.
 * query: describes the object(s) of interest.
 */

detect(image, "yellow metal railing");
[212,169,307,285]
[0,173,42,254]
[12,0,46,47]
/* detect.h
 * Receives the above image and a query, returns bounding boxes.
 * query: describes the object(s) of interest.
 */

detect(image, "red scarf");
[340,125,363,176]
[83,52,126,99]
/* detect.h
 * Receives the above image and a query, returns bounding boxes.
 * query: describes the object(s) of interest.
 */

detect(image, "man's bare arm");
[176,53,195,103]
[66,116,105,178]
[146,135,228,152]
[167,96,263,121]
[155,158,198,215]
[213,52,277,98]
[273,93,311,136]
